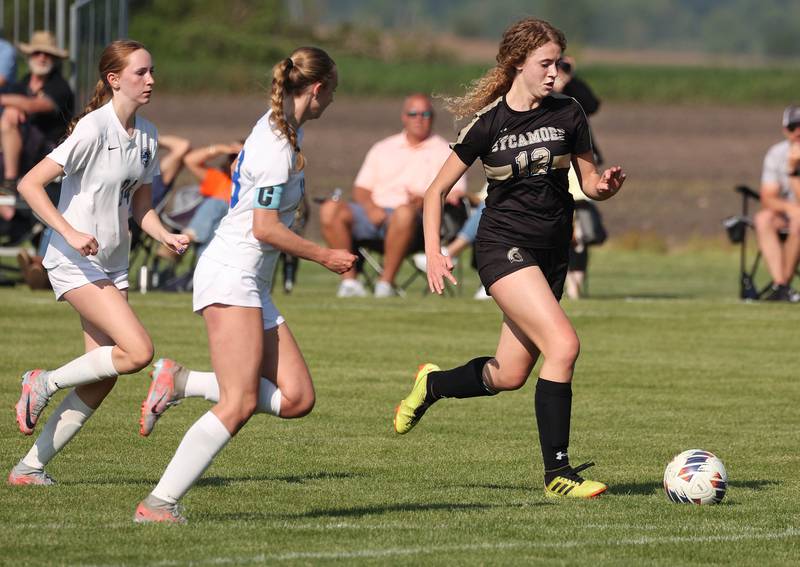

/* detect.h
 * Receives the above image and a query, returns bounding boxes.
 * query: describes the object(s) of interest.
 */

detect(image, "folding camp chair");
[355,198,469,297]
[723,184,800,299]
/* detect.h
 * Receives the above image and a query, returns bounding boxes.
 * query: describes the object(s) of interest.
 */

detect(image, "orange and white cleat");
[15,369,51,435]
[133,497,186,524]
[139,358,183,437]
[8,463,55,486]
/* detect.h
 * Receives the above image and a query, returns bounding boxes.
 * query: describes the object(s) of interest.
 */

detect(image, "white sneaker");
[412,253,427,272]
[412,247,453,273]
[337,279,367,298]
[374,280,394,298]
[473,286,491,300]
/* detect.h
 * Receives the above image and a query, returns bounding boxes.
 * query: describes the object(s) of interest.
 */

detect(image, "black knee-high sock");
[534,377,572,475]
[426,357,496,402]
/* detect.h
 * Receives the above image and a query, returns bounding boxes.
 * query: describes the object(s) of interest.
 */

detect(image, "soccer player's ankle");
[42,371,59,396]
[172,366,190,399]
[544,463,571,485]
[144,493,176,509]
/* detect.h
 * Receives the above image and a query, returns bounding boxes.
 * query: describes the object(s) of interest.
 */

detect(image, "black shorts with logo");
[475,241,569,300]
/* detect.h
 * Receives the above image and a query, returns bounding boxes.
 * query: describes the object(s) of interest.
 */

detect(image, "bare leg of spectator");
[0,106,24,182]
[320,200,358,281]
[381,204,416,289]
[782,217,800,283]
[754,209,787,285]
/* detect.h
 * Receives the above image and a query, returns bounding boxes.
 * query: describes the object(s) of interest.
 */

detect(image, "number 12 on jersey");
[514,147,551,177]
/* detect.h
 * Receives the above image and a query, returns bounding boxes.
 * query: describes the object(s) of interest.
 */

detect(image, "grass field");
[2,248,799,565]
[151,54,800,106]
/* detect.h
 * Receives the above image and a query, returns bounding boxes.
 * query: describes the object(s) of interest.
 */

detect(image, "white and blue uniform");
[43,101,159,299]
[193,110,304,329]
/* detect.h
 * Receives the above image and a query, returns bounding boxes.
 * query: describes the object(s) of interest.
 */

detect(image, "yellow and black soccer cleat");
[544,461,608,499]
[393,363,440,434]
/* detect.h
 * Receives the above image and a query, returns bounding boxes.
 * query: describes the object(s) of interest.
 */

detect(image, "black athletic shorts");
[475,241,569,300]
[568,245,588,271]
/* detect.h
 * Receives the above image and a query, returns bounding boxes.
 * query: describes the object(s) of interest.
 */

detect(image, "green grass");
[1,248,799,565]
[148,53,800,105]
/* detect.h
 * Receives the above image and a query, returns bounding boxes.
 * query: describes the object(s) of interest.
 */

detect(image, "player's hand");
[322,248,357,274]
[163,232,190,255]
[365,206,387,227]
[595,166,626,199]
[65,229,99,257]
[426,250,457,295]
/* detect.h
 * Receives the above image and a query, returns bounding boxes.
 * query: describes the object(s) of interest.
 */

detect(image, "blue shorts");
[188,198,229,243]
[349,203,393,241]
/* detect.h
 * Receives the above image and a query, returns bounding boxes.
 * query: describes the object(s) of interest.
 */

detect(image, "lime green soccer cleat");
[393,363,440,434]
[544,461,608,499]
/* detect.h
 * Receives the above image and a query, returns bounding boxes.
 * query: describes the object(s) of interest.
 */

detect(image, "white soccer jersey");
[43,100,159,272]
[202,110,304,282]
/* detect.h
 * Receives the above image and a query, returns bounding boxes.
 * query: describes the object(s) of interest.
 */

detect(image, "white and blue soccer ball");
[663,449,727,505]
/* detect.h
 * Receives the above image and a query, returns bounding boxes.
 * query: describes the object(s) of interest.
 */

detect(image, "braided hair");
[269,46,335,171]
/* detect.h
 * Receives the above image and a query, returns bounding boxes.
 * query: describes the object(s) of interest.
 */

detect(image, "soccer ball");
[663,449,727,505]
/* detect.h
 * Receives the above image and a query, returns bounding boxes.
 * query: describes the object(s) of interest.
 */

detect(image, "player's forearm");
[253,221,326,264]
[422,188,443,255]
[17,180,74,237]
[136,208,171,243]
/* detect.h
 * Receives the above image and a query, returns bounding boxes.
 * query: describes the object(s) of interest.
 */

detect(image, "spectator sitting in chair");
[0,31,73,200]
[181,141,242,256]
[755,105,800,302]
[320,93,466,297]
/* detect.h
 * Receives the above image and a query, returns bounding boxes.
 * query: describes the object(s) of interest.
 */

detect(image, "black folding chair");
[723,184,800,300]
[355,198,469,297]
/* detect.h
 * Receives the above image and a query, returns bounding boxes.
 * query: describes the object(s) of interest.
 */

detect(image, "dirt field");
[143,94,785,246]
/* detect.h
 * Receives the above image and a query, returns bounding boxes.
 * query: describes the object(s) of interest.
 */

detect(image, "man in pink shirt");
[320,94,467,297]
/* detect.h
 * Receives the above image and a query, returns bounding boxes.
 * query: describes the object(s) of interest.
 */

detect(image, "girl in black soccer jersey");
[393,18,625,498]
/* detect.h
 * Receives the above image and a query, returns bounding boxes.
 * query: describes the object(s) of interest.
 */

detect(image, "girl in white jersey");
[8,41,188,485]
[133,47,355,524]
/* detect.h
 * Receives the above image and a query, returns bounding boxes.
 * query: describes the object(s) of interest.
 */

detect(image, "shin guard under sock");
[426,357,496,402]
[535,377,573,478]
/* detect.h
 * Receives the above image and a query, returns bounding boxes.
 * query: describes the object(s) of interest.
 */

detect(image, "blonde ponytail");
[270,58,303,170]
[268,47,335,172]
[66,80,111,135]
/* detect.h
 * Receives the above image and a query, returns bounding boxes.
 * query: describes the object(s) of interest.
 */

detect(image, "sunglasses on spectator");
[788,123,800,132]
[30,51,52,57]
[406,110,433,118]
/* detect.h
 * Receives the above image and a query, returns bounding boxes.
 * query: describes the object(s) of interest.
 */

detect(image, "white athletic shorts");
[47,260,128,300]
[192,255,284,330]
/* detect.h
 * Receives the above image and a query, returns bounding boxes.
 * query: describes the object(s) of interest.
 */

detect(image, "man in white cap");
[755,105,800,302]
[0,30,74,198]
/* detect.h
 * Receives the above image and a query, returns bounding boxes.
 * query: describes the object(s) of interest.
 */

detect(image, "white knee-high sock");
[151,411,231,504]
[21,391,94,469]
[45,346,118,395]
[183,371,281,416]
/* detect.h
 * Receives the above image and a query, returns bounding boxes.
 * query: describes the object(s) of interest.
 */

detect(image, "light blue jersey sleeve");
[0,40,17,83]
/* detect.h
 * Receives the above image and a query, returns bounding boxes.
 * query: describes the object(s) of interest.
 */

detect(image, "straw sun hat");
[17,31,68,59]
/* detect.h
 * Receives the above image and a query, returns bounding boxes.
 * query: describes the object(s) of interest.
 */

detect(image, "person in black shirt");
[0,31,74,192]
[393,18,625,499]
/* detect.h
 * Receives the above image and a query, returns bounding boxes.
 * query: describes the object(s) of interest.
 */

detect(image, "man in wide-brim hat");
[0,30,73,205]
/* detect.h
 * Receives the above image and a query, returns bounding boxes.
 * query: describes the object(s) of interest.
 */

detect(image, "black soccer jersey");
[452,93,592,249]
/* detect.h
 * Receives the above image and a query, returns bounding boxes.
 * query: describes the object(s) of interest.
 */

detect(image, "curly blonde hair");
[269,46,336,171]
[445,18,566,119]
